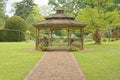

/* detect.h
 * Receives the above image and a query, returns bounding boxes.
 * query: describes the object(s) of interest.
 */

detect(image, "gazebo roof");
[34,9,86,28]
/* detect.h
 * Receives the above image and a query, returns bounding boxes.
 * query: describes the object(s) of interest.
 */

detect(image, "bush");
[0,29,25,42]
[6,30,25,42]
[69,46,78,51]
[4,16,28,41]
[39,44,48,51]
[0,30,7,42]
[5,16,28,32]
[102,38,107,42]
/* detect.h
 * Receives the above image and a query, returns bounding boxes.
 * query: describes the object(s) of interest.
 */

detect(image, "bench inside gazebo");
[33,9,86,51]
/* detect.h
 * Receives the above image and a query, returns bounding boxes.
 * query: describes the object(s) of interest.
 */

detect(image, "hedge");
[0,29,25,42]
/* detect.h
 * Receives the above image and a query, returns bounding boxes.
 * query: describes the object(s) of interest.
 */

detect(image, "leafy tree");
[106,10,120,40]
[0,0,7,12]
[41,5,55,16]
[26,5,44,24]
[48,0,114,16]
[26,5,44,39]
[76,6,120,44]
[14,0,36,20]
[0,0,8,28]
[0,12,8,28]
[48,0,86,16]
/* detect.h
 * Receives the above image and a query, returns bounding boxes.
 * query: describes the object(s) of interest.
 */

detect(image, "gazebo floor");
[48,46,70,51]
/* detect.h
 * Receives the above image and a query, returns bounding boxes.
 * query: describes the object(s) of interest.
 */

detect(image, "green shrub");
[6,30,25,42]
[69,46,78,51]
[0,29,25,42]
[4,16,28,41]
[0,30,7,42]
[39,44,48,51]
[5,16,28,32]
[102,38,107,42]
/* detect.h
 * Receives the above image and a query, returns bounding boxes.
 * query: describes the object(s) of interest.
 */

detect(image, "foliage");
[25,25,36,40]
[14,0,36,20]
[76,7,104,44]
[5,15,28,32]
[39,44,48,51]
[48,0,115,16]
[0,0,8,28]
[48,0,85,16]
[4,16,28,41]
[76,6,120,44]
[40,5,55,16]
[76,7,107,32]
[0,13,8,28]
[105,10,120,25]
[74,40,120,80]
[32,6,44,21]
[26,5,44,40]
[69,46,78,51]
[0,42,43,80]
[102,38,108,42]
[0,29,7,41]
[6,30,25,42]
[84,0,114,8]
[0,0,8,12]
[26,6,44,24]
[0,29,25,42]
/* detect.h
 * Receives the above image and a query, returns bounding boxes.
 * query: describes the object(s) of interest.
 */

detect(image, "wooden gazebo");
[34,9,86,50]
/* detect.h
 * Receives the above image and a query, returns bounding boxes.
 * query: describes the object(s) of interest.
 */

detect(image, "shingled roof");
[34,9,86,28]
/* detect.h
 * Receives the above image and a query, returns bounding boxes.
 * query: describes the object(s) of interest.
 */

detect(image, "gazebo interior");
[34,9,86,51]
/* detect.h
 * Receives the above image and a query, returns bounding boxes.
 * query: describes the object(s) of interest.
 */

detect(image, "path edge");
[24,53,47,80]
[70,52,87,80]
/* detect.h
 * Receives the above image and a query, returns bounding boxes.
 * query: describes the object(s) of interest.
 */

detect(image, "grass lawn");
[74,40,120,80]
[0,42,44,80]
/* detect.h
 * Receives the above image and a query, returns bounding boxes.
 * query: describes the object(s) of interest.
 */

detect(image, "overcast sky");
[6,0,48,16]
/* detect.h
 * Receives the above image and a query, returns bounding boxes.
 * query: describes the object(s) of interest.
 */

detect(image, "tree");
[48,0,114,16]
[25,5,44,39]
[14,0,36,20]
[76,6,118,44]
[41,5,55,16]
[0,0,8,28]
[48,0,86,16]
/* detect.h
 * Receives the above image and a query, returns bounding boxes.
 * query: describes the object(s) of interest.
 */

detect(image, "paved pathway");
[24,51,86,80]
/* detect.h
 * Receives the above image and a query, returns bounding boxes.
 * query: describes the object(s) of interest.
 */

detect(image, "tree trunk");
[94,27,101,44]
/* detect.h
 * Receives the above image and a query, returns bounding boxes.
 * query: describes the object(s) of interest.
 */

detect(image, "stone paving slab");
[24,51,86,80]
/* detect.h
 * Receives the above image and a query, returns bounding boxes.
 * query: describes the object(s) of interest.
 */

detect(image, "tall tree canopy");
[48,0,86,16]
[0,0,8,28]
[76,7,120,44]
[25,5,44,25]
[14,0,36,20]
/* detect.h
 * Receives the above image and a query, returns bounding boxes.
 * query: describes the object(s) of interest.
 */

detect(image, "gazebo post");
[80,27,84,50]
[68,28,71,46]
[48,28,52,47]
[35,27,38,50]
[38,28,40,48]
[50,29,53,46]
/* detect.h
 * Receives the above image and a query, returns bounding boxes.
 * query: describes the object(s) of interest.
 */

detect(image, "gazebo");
[33,9,86,50]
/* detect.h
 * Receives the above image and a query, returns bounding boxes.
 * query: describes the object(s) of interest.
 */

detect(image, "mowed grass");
[0,42,43,80]
[74,40,120,80]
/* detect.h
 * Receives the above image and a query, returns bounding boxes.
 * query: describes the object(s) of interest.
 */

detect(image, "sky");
[6,0,48,16]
